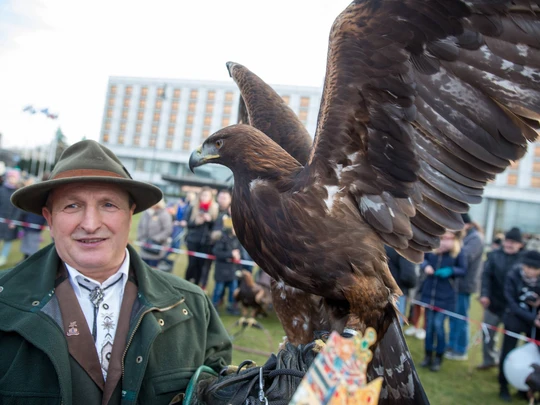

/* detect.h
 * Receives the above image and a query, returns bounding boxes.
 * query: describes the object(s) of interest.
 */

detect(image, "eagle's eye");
[216,139,224,149]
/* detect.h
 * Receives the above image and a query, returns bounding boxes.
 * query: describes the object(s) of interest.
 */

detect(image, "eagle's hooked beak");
[189,144,220,173]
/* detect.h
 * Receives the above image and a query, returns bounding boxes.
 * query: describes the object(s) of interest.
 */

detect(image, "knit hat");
[523,250,540,269]
[461,213,471,224]
[505,227,523,244]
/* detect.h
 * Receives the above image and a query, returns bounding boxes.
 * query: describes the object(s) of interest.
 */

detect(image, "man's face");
[523,265,540,279]
[217,191,231,210]
[503,239,523,255]
[5,173,19,187]
[42,182,135,279]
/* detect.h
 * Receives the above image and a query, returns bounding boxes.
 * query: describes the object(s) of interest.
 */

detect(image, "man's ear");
[130,204,136,215]
[42,206,52,227]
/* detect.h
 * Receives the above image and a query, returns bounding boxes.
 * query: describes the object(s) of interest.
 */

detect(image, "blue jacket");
[420,251,467,311]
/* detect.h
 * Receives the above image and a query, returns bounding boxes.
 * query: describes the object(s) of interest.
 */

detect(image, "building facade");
[100,76,540,240]
[100,76,321,195]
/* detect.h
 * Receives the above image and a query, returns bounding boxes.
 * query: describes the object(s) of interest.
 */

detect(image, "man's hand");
[8,224,15,230]
[202,213,212,222]
[232,249,241,261]
[424,265,434,276]
[479,296,490,309]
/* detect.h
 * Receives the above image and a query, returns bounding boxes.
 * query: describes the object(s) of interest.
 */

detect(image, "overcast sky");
[0,0,351,149]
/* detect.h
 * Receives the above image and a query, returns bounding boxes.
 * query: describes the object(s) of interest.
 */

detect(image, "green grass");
[1,216,515,404]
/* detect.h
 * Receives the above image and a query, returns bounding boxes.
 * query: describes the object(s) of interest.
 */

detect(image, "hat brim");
[11,176,163,215]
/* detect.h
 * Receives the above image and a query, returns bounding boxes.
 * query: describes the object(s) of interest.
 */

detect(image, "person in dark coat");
[447,214,484,361]
[478,227,524,370]
[184,187,218,288]
[211,215,241,314]
[0,169,23,266]
[19,211,47,260]
[419,230,466,372]
[498,251,540,402]
[385,245,417,326]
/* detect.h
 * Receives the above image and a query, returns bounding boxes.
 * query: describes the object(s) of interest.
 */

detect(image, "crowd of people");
[395,213,540,402]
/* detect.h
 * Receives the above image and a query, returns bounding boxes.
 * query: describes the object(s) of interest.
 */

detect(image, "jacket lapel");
[55,277,106,391]
[102,278,137,405]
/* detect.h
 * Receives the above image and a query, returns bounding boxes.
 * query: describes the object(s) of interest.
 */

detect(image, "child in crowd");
[212,216,241,315]
[419,230,467,372]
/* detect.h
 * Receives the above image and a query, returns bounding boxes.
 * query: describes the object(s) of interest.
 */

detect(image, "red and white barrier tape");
[134,240,256,267]
[0,217,48,230]
[410,298,540,346]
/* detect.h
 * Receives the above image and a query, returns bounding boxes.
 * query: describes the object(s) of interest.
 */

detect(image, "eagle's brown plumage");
[190,1,540,403]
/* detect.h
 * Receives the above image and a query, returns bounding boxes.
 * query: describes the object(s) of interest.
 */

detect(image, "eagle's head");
[189,124,302,177]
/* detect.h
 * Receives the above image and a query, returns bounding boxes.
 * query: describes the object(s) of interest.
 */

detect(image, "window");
[221,117,230,127]
[188,102,196,112]
[135,158,145,171]
[534,162,540,173]
[186,114,194,125]
[298,110,308,120]
[173,89,181,99]
[510,160,520,169]
[123,99,130,107]
[535,145,540,157]
[225,92,234,102]
[108,98,115,107]
[141,87,148,97]
[120,123,126,132]
[204,115,212,126]
[105,121,111,130]
[155,99,162,109]
[508,174,518,185]
[152,125,158,134]
[183,140,191,150]
[110,85,117,94]
[122,110,128,119]
[166,138,173,149]
[139,99,146,109]
[223,105,232,115]
[149,136,157,147]
[205,104,214,113]
[282,95,290,104]
[190,89,198,99]
[106,109,113,118]
[118,134,125,145]
[102,133,109,143]
[125,86,132,95]
[137,110,144,121]
[172,101,179,111]
[169,113,177,123]
[168,125,175,136]
[133,135,140,146]
[532,177,540,188]
[185,127,192,137]
[300,97,310,107]
[136,123,142,133]
[153,112,161,122]
[157,87,165,98]
[202,128,210,138]
[207,90,215,101]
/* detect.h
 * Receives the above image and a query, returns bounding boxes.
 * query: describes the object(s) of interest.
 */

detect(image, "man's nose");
[79,206,102,233]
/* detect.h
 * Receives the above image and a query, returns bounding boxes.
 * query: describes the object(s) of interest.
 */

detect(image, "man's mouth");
[77,238,106,244]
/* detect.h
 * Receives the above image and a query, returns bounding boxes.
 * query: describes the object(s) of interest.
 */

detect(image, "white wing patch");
[324,185,345,211]
[249,178,267,191]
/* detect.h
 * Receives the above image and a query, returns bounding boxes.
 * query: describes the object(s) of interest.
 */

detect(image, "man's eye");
[64,204,78,210]
[103,202,118,209]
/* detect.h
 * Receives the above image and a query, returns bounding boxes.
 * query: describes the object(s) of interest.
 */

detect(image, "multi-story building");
[100,76,321,194]
[100,76,540,240]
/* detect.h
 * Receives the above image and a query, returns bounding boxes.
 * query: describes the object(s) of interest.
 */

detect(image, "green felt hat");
[11,140,162,215]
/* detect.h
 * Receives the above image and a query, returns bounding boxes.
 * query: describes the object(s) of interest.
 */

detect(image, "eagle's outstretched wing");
[227,62,313,166]
[304,0,540,262]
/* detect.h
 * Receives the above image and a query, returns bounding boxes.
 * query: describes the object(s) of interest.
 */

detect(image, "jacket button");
[32,300,40,306]
[182,309,188,315]
[158,319,165,326]
[136,356,143,364]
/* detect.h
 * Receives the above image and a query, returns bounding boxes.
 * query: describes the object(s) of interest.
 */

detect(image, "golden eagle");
[190,1,540,403]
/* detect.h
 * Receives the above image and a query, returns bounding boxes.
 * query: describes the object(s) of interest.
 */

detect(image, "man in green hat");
[0,140,232,405]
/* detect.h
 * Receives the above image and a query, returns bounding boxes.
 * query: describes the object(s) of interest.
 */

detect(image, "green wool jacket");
[0,244,232,405]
